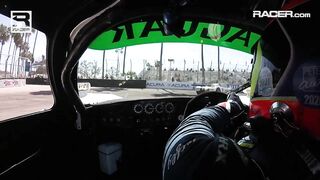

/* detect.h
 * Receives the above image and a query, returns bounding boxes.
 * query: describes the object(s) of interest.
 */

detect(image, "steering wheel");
[183,91,227,118]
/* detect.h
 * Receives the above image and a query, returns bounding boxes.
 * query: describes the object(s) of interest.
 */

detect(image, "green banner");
[89,20,260,54]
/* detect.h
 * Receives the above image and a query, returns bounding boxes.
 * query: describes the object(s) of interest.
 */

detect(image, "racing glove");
[218,92,246,123]
[214,93,246,136]
[226,92,245,117]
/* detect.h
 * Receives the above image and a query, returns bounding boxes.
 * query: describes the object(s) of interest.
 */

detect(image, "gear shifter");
[269,102,299,138]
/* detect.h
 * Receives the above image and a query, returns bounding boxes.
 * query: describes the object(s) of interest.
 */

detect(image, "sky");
[80,42,253,76]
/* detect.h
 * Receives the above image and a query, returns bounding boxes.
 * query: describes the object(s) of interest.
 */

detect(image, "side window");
[0,13,54,121]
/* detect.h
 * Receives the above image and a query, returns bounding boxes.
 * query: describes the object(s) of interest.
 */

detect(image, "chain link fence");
[0,54,45,79]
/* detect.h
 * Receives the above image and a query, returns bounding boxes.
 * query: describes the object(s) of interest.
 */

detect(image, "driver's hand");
[227,92,245,117]
[218,92,245,119]
[217,93,247,136]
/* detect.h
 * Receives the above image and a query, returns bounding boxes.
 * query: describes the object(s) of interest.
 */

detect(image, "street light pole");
[218,46,220,81]
[115,48,123,78]
[130,59,132,79]
[197,61,199,82]
[168,58,174,81]
[116,51,120,77]
[159,43,163,80]
[210,60,212,83]
[102,50,105,79]
[201,43,205,84]
[122,46,127,78]
[143,59,146,80]
[168,59,174,70]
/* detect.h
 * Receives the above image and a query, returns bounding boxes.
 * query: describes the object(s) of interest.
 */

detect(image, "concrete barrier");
[26,78,49,85]
[26,78,146,88]
[0,79,26,88]
[78,79,146,88]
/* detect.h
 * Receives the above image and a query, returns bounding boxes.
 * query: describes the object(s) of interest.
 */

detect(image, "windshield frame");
[63,11,261,110]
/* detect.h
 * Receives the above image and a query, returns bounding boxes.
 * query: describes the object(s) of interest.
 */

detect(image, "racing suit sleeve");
[162,105,262,180]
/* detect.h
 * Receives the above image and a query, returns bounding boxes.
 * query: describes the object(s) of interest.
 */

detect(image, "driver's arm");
[162,94,261,180]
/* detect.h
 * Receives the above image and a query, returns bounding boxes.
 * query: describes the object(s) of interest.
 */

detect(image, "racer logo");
[10,11,32,33]
[253,11,311,18]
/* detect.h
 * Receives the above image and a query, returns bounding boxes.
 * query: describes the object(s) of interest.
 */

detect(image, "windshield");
[77,20,259,105]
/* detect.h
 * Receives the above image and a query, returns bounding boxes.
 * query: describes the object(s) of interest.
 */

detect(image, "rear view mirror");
[163,9,185,37]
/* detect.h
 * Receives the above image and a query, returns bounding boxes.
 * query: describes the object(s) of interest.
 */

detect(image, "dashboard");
[87,97,193,178]
[92,97,191,131]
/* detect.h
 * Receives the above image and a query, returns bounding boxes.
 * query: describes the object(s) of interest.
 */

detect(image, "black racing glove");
[226,92,245,118]
[228,93,250,129]
[216,93,246,136]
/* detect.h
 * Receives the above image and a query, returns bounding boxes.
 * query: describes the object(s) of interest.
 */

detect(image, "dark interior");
[0,0,308,179]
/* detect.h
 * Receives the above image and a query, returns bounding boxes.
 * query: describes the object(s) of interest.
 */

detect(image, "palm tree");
[11,33,23,76]
[29,29,38,76]
[17,33,33,77]
[31,29,37,62]
[115,48,123,77]
[0,24,10,64]
[4,34,13,78]
[19,41,32,77]
[17,34,26,76]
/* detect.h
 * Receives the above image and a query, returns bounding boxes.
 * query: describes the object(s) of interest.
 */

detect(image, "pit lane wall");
[0,79,26,88]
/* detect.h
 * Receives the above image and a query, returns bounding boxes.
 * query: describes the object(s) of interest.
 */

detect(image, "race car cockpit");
[73,14,257,180]
[0,0,318,180]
